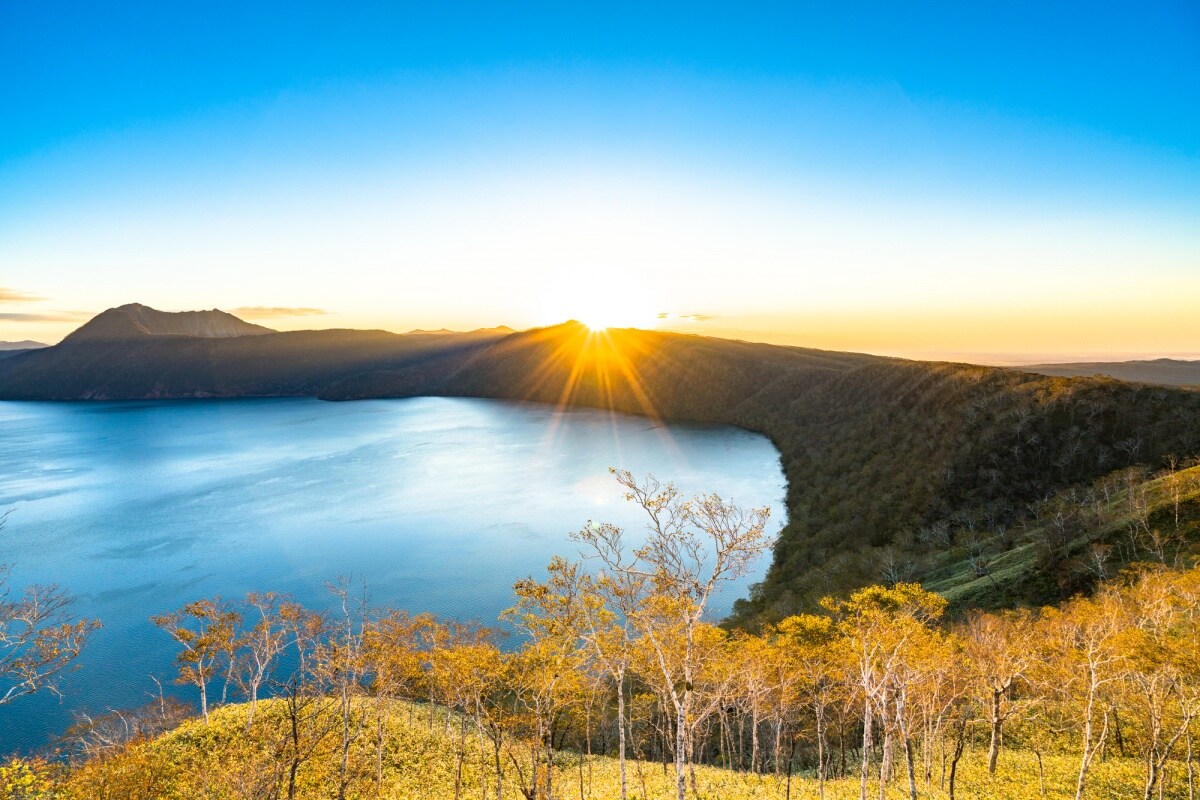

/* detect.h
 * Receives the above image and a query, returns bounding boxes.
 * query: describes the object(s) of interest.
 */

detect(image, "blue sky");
[2,1,1198,358]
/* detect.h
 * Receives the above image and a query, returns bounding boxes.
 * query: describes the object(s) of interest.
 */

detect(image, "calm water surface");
[0,397,784,751]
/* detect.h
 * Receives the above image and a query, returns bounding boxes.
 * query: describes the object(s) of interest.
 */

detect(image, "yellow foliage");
[38,699,1194,799]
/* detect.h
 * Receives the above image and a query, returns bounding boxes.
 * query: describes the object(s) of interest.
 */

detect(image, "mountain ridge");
[1024,357,1200,387]
[62,303,274,342]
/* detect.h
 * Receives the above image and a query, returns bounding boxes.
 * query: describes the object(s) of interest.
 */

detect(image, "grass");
[924,464,1200,610]
[44,698,1191,799]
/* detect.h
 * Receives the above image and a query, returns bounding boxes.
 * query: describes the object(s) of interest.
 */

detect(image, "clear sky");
[2,1,1198,361]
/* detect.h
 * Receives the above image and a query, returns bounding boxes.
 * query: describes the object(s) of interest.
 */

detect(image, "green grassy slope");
[924,464,1200,610]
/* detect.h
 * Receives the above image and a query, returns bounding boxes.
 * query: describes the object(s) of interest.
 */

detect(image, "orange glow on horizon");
[508,324,682,459]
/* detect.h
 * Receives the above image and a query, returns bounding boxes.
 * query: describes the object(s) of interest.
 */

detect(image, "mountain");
[0,340,48,350]
[3,307,1200,620]
[0,305,504,400]
[62,302,274,342]
[405,325,515,336]
[0,340,48,361]
[1025,358,1200,387]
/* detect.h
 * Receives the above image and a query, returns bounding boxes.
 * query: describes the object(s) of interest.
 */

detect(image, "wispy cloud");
[0,311,90,322]
[657,312,713,323]
[0,287,45,303]
[231,306,329,320]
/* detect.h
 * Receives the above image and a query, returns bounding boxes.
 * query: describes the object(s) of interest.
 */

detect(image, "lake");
[0,397,785,752]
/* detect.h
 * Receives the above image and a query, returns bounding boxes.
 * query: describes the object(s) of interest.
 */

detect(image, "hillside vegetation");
[924,462,1200,610]
[17,699,1177,800]
[10,473,1200,800]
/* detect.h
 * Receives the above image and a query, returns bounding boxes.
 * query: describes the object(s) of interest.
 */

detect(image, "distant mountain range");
[405,326,515,337]
[1025,358,1200,387]
[0,340,48,362]
[0,339,48,351]
[2,303,1198,620]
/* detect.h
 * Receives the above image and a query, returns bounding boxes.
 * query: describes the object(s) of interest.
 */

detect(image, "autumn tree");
[315,579,371,800]
[571,519,648,800]
[825,583,946,800]
[0,572,99,712]
[1034,588,1129,800]
[774,613,848,799]
[427,620,504,800]
[600,469,774,800]
[363,609,428,791]
[505,556,587,800]
[960,608,1038,774]
[1116,568,1200,800]
[151,598,240,723]
[274,600,334,800]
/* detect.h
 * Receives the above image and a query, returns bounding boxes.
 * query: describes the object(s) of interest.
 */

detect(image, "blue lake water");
[0,397,785,752]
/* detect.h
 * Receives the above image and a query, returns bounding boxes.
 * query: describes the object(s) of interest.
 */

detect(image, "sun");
[575,300,659,332]
[577,307,649,332]
[541,283,660,332]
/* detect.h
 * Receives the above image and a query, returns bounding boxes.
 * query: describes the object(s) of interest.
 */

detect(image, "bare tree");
[318,577,371,800]
[0,533,100,708]
[603,469,774,800]
[234,591,289,725]
[571,520,648,800]
[62,696,190,761]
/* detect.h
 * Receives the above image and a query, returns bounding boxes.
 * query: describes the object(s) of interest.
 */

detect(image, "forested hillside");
[323,323,1200,621]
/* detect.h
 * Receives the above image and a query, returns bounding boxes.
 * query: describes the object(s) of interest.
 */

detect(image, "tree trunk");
[816,704,827,800]
[618,671,628,800]
[879,729,893,800]
[903,735,918,800]
[988,688,1003,774]
[751,703,761,774]
[455,716,467,800]
[860,698,873,800]
[786,733,796,800]
[773,715,784,776]
[478,713,488,800]
[674,696,687,800]
[1075,697,1110,800]
[545,728,554,800]
[249,682,259,726]
[492,730,505,800]
[948,723,966,800]
[1187,729,1195,800]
